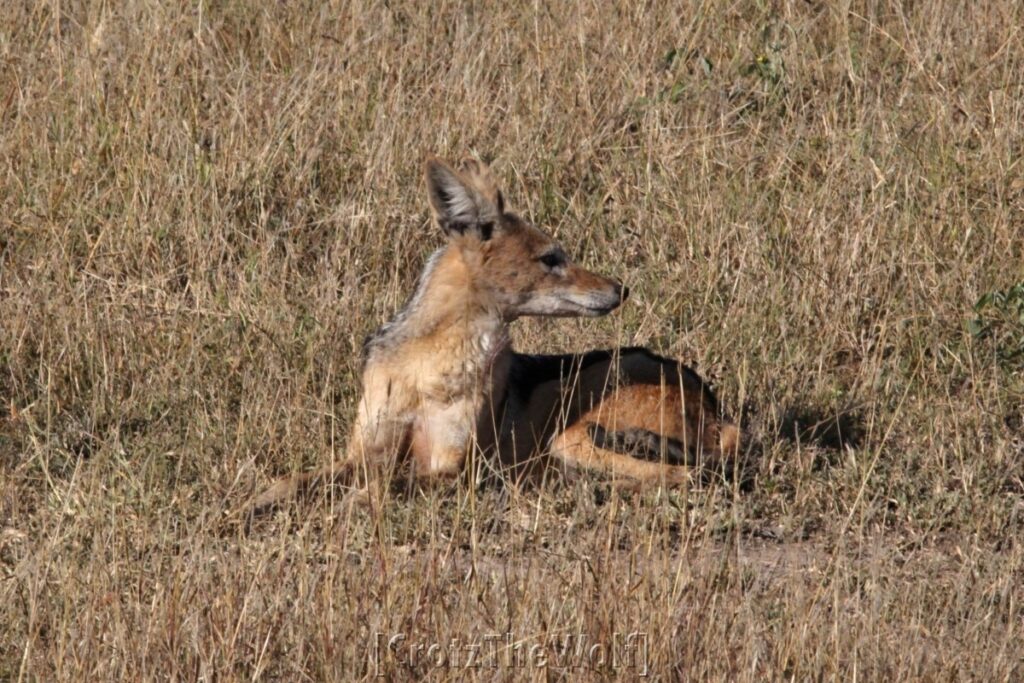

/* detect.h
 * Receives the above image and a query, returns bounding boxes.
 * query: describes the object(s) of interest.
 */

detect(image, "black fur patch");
[507,349,616,400]
[587,423,691,466]
[444,220,493,241]
[508,347,717,409]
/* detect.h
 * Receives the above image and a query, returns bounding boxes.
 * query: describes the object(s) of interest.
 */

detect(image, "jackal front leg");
[409,398,478,481]
[247,389,406,513]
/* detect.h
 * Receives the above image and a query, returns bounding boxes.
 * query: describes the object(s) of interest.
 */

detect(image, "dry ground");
[2,1,1023,680]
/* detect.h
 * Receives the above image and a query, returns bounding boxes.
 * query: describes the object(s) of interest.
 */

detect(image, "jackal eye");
[538,251,565,269]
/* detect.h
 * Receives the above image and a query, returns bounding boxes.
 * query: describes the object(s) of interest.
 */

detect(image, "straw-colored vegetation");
[2,1,1022,679]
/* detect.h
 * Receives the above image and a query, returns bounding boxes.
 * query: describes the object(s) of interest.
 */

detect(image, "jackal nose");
[616,283,630,302]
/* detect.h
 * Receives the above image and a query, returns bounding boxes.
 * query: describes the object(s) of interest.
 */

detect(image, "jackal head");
[425,157,628,321]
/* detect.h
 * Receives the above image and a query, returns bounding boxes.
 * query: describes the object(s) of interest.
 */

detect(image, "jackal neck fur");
[364,244,510,403]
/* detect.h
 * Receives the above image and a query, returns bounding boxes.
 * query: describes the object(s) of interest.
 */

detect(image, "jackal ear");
[458,157,505,214]
[425,157,501,240]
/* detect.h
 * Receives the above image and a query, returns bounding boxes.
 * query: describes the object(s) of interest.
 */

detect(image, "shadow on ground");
[776,405,864,452]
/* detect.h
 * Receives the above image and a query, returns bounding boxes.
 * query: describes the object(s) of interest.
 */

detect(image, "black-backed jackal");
[250,157,739,511]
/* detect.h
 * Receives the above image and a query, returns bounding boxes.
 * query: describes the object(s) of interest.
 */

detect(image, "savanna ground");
[2,1,1023,679]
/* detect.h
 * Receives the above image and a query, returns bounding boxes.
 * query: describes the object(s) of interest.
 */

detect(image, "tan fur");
[249,157,739,512]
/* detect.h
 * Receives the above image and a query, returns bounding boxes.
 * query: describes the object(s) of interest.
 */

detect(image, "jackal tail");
[247,459,357,514]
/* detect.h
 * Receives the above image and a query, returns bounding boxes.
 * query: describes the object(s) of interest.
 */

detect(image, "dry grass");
[2,0,1023,679]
